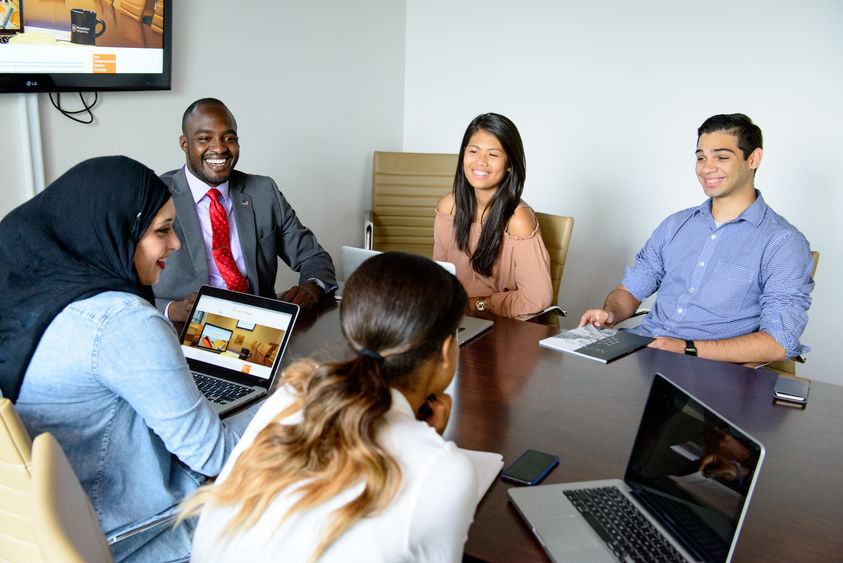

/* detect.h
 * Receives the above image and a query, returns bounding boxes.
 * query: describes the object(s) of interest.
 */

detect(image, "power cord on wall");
[48,92,99,124]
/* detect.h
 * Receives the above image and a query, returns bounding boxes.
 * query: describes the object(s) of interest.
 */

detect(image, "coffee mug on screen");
[70,9,106,45]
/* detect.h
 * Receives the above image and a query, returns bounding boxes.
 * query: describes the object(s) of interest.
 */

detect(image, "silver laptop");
[509,373,765,563]
[337,246,493,346]
[179,286,299,417]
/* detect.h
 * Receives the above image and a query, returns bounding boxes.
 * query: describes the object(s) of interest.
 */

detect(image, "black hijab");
[0,156,171,401]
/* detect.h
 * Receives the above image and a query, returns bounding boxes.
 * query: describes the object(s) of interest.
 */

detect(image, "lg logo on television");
[26,81,37,87]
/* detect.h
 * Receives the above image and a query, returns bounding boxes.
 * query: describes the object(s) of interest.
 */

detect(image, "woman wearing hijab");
[0,156,253,562]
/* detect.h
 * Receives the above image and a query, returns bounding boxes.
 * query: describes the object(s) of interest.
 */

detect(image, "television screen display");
[0,0,171,93]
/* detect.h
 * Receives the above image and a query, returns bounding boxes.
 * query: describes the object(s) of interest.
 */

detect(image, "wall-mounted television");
[0,0,171,93]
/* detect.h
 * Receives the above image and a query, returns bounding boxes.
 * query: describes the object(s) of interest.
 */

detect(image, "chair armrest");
[363,210,373,250]
[524,305,567,325]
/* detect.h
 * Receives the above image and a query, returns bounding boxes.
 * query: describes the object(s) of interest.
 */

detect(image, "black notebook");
[539,325,654,363]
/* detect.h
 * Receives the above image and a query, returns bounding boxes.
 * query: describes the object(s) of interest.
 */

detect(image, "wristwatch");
[475,298,488,312]
[684,340,697,356]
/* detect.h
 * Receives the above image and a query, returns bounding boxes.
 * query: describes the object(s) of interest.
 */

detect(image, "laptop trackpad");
[533,515,613,560]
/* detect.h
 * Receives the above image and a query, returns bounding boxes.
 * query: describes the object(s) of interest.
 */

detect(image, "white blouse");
[191,386,478,562]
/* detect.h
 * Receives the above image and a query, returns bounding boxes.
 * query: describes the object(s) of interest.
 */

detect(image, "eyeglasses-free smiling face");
[180,103,240,187]
[695,131,761,202]
[134,198,180,286]
[463,129,510,193]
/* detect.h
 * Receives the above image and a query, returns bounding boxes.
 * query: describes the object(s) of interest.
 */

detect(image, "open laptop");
[179,285,299,417]
[509,373,765,563]
[337,246,493,346]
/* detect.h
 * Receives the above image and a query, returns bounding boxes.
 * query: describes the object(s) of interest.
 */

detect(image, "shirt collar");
[183,165,230,205]
[695,189,767,227]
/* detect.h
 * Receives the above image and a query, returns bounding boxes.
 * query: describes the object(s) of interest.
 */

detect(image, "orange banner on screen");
[93,54,117,73]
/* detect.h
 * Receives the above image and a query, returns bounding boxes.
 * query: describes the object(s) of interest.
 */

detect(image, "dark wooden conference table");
[284,302,843,562]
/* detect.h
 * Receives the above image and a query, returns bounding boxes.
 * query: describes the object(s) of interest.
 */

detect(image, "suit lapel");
[229,174,259,289]
[170,169,210,282]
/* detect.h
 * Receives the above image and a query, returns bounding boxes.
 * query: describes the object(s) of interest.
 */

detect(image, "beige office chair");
[32,432,113,563]
[523,212,574,324]
[535,212,574,308]
[0,398,181,563]
[0,398,42,563]
[364,151,458,258]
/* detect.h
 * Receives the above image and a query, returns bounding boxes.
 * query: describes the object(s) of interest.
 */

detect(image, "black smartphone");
[501,449,559,485]
[773,375,810,405]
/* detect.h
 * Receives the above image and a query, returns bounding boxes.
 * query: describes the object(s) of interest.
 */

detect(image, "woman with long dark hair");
[0,156,254,562]
[184,252,478,562]
[434,113,553,318]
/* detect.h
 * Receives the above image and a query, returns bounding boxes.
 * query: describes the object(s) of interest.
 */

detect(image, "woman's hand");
[418,393,452,435]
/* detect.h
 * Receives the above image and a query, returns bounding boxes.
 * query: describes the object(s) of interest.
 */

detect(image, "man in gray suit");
[154,98,336,322]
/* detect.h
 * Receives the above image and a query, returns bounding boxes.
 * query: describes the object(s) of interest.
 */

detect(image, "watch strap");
[684,340,697,356]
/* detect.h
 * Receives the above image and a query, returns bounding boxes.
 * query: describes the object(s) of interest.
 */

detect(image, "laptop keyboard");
[564,487,687,563]
[636,489,727,561]
[192,373,254,406]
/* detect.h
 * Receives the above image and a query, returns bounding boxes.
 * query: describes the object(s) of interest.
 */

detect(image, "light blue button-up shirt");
[621,191,814,358]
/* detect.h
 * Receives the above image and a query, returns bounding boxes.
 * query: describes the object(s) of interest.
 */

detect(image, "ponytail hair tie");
[357,348,384,363]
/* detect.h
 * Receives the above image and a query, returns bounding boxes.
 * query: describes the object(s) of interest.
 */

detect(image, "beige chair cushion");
[0,398,43,563]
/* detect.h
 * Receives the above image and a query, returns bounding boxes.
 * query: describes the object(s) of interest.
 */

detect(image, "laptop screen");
[624,374,764,562]
[181,293,295,381]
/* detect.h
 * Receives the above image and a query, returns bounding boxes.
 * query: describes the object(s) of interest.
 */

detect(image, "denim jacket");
[16,291,254,561]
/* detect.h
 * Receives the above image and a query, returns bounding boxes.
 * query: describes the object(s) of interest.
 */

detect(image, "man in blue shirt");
[580,114,814,364]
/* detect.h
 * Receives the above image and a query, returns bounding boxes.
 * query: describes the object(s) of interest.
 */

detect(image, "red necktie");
[207,188,248,293]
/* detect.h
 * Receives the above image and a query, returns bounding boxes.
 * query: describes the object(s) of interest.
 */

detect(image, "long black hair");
[453,113,526,277]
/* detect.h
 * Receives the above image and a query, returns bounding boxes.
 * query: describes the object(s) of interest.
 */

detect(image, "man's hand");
[280,281,323,310]
[579,309,616,328]
[647,336,685,354]
[168,292,198,323]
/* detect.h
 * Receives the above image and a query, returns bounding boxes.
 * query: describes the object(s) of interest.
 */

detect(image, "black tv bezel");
[0,1,172,94]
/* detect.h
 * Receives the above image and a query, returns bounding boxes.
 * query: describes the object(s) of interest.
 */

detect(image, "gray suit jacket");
[153,167,336,312]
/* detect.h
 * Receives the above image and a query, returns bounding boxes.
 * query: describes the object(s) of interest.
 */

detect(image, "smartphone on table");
[773,375,810,405]
[501,449,559,486]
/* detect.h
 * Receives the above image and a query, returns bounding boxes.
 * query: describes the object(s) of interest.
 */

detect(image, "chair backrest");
[370,151,458,258]
[31,432,113,563]
[0,398,44,563]
[534,212,574,307]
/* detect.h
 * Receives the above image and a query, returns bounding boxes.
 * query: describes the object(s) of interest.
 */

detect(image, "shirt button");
[666,328,671,332]
[677,308,683,313]
[711,234,716,240]
[699,261,705,267]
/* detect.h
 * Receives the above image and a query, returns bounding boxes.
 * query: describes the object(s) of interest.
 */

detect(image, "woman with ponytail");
[434,112,553,318]
[184,252,476,562]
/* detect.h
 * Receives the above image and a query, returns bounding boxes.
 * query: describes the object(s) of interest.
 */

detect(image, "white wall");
[2,0,406,287]
[0,95,31,219]
[404,0,843,385]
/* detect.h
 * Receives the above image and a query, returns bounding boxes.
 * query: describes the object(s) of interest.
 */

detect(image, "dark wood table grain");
[285,303,843,562]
